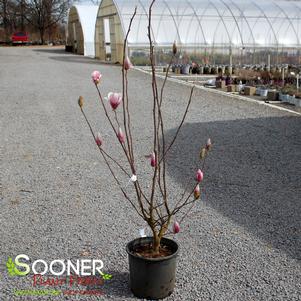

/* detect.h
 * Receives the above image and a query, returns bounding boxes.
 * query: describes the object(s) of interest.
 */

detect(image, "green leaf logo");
[6,257,24,277]
[102,273,113,280]
[99,271,113,280]
[6,257,16,276]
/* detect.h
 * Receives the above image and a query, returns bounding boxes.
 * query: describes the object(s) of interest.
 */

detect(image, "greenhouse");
[95,0,301,64]
[67,5,98,57]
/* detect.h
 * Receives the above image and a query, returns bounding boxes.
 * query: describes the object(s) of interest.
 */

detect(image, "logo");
[6,256,26,276]
[6,254,112,279]
[5,254,112,297]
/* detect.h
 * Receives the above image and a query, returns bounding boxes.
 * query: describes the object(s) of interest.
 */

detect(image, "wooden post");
[267,54,271,72]
[229,48,233,75]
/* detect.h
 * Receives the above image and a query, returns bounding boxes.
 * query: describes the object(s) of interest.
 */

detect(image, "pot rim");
[126,236,179,262]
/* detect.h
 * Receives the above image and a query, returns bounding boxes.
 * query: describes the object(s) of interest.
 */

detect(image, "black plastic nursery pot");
[126,237,179,300]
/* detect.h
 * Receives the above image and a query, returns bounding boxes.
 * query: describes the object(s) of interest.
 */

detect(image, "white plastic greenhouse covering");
[112,0,301,49]
[71,5,98,56]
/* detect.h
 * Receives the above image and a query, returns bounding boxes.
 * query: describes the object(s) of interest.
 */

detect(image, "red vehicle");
[11,32,29,45]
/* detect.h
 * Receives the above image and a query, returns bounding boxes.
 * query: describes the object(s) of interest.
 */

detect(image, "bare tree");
[0,0,10,42]
[0,0,18,42]
[78,2,212,256]
[24,0,69,44]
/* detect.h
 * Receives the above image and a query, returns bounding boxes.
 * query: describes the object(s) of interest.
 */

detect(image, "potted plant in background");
[180,52,190,75]
[280,85,292,102]
[191,62,200,74]
[77,1,212,299]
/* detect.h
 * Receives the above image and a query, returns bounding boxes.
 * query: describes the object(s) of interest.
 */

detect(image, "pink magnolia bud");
[194,184,200,199]
[117,127,125,143]
[150,152,156,167]
[78,96,84,108]
[172,41,177,55]
[173,221,180,234]
[108,92,122,110]
[200,148,206,160]
[206,138,212,150]
[95,132,102,146]
[91,70,102,84]
[124,56,132,70]
[196,169,204,182]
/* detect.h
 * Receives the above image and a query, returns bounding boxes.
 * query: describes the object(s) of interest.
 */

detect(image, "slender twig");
[81,96,149,221]
[101,148,130,177]
[148,0,160,229]
[125,71,135,163]
[176,148,209,207]
[159,86,195,164]
[122,7,137,166]
[179,202,195,224]
[158,56,174,208]
[114,111,121,129]
[172,183,197,216]
[100,148,145,219]
[160,56,174,106]
[79,106,127,174]
[79,107,143,218]
[94,85,136,177]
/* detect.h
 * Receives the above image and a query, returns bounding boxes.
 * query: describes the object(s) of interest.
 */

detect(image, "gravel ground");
[0,47,300,301]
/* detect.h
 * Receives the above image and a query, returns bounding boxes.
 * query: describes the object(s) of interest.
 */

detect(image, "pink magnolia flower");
[117,127,125,143]
[196,169,204,182]
[124,56,132,70]
[150,152,156,167]
[108,92,122,110]
[206,138,212,150]
[91,71,101,84]
[173,221,180,234]
[95,132,103,146]
[194,184,200,199]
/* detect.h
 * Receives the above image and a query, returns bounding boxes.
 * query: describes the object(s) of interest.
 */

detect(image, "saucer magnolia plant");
[78,3,212,257]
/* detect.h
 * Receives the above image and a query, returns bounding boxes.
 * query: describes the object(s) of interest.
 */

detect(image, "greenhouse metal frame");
[95,0,301,64]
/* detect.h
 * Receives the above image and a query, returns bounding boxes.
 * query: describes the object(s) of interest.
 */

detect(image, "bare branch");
[79,106,144,219]
[160,86,195,164]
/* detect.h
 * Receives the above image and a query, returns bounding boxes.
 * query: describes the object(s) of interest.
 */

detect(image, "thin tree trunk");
[3,0,10,43]
[39,28,45,44]
[153,232,161,255]
[20,0,25,32]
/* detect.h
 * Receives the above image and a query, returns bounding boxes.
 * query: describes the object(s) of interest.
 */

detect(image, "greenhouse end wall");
[67,5,98,57]
[67,7,85,55]
[95,0,125,63]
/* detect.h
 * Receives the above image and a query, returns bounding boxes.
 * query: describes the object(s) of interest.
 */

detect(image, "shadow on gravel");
[165,116,301,260]
[49,55,98,64]
[33,48,100,65]
[102,271,133,298]
[33,48,122,66]
[49,55,112,65]
[33,48,66,54]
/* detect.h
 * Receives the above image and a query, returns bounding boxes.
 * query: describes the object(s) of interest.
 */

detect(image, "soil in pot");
[127,237,179,300]
[133,241,173,258]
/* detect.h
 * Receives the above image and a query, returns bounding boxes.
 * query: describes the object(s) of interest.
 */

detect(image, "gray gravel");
[0,46,300,301]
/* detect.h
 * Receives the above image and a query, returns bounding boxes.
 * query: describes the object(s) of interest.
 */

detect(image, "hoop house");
[67,5,98,57]
[95,0,301,63]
